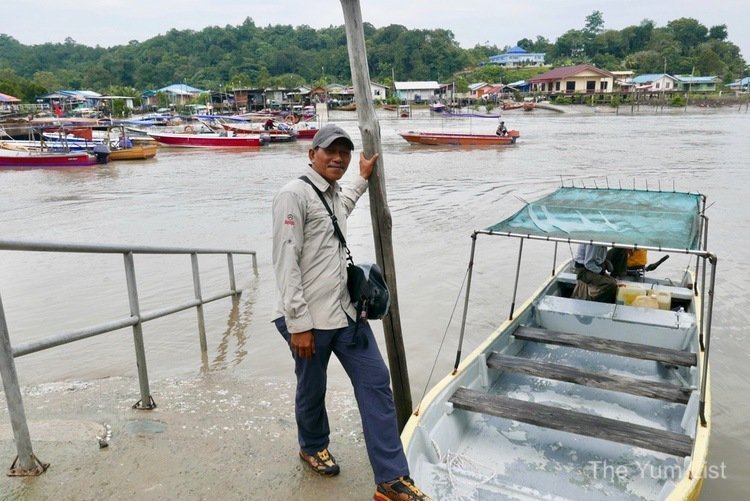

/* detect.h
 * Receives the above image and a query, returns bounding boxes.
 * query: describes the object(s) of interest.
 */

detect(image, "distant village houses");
[627,74,718,93]
[393,81,441,103]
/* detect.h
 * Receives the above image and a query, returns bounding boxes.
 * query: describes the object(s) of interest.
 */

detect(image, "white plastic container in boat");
[632,294,659,309]
[653,290,672,310]
[617,284,646,305]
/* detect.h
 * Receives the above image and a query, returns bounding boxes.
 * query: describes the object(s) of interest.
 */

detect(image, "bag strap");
[300,176,370,337]
[299,175,354,265]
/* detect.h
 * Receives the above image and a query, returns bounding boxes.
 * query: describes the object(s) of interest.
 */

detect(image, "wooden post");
[340,0,413,431]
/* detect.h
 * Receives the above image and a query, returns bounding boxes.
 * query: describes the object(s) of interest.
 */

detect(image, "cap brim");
[316,135,354,150]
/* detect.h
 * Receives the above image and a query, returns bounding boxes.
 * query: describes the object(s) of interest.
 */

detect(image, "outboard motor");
[92,143,110,164]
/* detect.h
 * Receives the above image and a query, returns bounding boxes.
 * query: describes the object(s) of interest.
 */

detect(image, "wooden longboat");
[0,149,98,167]
[398,130,520,146]
[402,186,714,500]
[108,143,158,161]
[147,131,265,148]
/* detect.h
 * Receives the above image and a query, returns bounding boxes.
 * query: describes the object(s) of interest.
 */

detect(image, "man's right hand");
[291,331,315,359]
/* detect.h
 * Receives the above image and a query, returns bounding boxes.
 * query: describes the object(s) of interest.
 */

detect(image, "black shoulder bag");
[299,176,391,325]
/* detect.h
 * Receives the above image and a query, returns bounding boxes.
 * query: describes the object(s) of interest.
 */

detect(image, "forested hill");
[0,13,746,101]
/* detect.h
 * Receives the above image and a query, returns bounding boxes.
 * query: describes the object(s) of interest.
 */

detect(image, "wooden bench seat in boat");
[514,326,697,367]
[449,387,693,457]
[486,352,692,403]
[534,295,696,350]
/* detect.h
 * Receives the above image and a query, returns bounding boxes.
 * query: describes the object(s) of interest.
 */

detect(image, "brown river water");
[0,106,748,498]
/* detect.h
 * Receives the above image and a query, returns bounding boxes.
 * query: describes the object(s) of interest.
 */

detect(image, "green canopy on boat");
[485,187,703,250]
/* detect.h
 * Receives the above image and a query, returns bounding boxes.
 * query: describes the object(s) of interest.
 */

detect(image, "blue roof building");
[673,75,718,92]
[488,46,545,68]
[145,84,207,106]
[727,76,750,91]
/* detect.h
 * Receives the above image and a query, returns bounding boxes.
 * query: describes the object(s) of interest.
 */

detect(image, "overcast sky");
[3,0,748,66]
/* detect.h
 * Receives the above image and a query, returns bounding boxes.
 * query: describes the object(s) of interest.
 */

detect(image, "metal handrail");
[0,238,257,476]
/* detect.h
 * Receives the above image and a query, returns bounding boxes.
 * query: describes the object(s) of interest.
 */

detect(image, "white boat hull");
[402,262,709,500]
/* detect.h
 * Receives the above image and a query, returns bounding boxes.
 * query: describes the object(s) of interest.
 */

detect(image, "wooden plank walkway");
[449,387,693,456]
[514,326,697,367]
[486,352,692,404]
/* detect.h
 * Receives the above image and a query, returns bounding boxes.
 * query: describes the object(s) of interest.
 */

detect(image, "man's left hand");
[359,152,379,180]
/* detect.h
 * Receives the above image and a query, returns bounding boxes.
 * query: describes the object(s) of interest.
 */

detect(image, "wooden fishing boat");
[402,186,714,500]
[398,130,520,146]
[108,143,158,161]
[147,131,265,148]
[221,124,295,143]
[294,127,319,139]
[218,119,316,141]
[443,111,502,119]
[0,149,99,167]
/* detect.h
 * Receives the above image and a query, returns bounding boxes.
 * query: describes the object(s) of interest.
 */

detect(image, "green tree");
[667,18,708,52]
[584,11,605,37]
[708,25,728,41]
[517,38,534,51]
[553,30,587,60]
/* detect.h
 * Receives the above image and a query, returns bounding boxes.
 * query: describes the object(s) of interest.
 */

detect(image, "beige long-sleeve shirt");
[272,166,369,333]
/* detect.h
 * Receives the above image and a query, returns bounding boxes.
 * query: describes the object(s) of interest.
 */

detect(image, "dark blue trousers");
[274,317,409,484]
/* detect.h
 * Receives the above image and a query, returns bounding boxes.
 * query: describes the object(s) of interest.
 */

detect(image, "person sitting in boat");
[496,121,508,136]
[572,243,618,303]
[264,118,275,131]
[118,136,133,149]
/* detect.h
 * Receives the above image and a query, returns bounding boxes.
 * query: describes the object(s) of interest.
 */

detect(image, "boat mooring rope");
[415,265,470,414]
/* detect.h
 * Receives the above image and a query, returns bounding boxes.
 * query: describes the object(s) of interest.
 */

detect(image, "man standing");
[272,124,430,500]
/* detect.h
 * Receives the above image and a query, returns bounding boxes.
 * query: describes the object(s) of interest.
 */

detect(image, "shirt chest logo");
[284,213,295,226]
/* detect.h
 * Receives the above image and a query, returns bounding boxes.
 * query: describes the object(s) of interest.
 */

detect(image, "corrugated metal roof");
[157,84,206,95]
[674,75,718,84]
[631,74,671,84]
[0,92,21,102]
[530,64,613,83]
[468,82,488,91]
[394,81,440,91]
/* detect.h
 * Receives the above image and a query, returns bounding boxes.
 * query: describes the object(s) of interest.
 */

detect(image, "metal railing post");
[227,253,237,295]
[509,238,525,320]
[453,232,477,372]
[0,292,48,475]
[551,242,558,276]
[123,252,155,409]
[699,254,717,426]
[191,253,208,353]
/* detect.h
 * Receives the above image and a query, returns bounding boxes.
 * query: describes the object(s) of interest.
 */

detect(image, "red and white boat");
[0,149,98,167]
[219,123,295,142]
[398,130,520,146]
[147,131,265,148]
[294,127,319,139]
